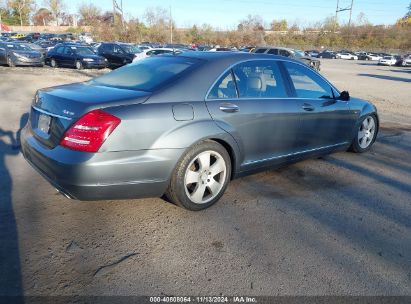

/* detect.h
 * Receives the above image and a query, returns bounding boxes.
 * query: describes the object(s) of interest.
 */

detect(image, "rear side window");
[232,60,288,98]
[254,48,267,54]
[208,71,237,99]
[91,56,201,91]
[267,49,278,55]
[283,62,333,99]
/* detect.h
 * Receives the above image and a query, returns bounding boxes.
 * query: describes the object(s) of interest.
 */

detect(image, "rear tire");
[50,58,58,68]
[350,114,378,153]
[165,140,231,211]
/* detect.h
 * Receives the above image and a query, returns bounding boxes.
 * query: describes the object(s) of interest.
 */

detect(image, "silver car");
[21,52,379,210]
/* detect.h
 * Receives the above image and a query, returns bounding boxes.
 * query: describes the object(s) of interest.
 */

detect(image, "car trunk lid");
[29,82,150,149]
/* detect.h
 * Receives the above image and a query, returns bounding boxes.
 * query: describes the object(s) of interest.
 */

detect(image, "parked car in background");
[317,51,337,59]
[132,48,181,62]
[305,50,319,57]
[10,33,26,39]
[378,55,397,66]
[337,52,358,60]
[96,42,141,68]
[79,33,93,44]
[22,32,41,42]
[0,42,44,67]
[21,52,379,211]
[46,43,107,69]
[358,52,381,61]
[253,47,321,71]
[209,47,233,51]
[35,40,60,54]
[0,32,16,38]
[402,55,411,66]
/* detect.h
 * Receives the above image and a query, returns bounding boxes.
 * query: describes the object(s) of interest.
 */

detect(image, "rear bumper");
[21,126,184,201]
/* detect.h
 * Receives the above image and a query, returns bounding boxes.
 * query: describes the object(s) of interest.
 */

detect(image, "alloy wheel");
[184,150,227,205]
[358,116,376,149]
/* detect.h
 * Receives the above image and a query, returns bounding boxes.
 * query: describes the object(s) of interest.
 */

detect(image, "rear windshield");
[120,44,142,54]
[91,56,201,91]
[72,47,94,55]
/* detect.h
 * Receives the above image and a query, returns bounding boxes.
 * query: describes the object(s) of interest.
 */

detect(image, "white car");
[378,56,397,66]
[78,33,93,44]
[366,53,382,61]
[338,52,358,60]
[402,56,411,66]
[132,48,181,62]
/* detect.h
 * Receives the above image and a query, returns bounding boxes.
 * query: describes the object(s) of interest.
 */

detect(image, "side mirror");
[339,91,350,101]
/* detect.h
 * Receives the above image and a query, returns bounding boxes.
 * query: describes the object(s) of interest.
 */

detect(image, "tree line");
[0,0,410,51]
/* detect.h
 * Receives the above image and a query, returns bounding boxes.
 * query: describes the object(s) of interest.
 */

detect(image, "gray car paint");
[21,52,378,201]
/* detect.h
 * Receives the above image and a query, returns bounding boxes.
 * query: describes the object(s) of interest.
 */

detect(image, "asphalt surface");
[0,60,410,297]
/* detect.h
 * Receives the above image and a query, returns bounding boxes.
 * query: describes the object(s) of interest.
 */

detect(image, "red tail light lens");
[60,109,121,153]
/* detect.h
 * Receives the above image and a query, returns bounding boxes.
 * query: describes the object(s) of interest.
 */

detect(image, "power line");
[335,0,354,29]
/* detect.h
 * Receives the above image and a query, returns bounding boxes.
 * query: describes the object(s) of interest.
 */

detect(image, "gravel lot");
[0,60,410,297]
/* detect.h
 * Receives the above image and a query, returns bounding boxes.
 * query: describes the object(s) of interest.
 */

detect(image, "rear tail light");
[60,109,121,153]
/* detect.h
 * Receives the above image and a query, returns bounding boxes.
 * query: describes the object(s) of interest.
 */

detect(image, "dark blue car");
[46,43,107,69]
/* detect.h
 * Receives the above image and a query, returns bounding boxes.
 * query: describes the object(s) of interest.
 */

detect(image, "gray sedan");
[21,52,378,210]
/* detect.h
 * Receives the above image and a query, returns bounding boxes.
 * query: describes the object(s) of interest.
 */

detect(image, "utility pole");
[335,0,354,31]
[169,6,173,44]
[348,0,354,27]
[112,0,124,28]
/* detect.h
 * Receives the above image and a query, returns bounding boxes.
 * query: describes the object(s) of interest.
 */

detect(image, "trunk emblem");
[63,110,75,116]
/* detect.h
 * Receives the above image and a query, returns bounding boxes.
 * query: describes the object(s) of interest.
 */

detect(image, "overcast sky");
[67,0,409,28]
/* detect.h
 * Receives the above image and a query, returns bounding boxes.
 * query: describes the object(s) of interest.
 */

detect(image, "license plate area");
[38,113,51,134]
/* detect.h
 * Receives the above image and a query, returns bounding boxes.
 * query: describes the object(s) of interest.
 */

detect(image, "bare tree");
[7,0,35,26]
[43,0,65,26]
[78,2,101,25]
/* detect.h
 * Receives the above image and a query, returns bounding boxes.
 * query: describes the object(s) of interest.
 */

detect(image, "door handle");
[302,103,315,112]
[219,103,239,113]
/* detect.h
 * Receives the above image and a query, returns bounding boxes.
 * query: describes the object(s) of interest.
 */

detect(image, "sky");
[66,0,410,28]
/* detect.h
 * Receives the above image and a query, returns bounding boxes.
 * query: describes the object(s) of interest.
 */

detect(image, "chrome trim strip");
[243,142,349,166]
[32,106,73,121]
[204,57,340,101]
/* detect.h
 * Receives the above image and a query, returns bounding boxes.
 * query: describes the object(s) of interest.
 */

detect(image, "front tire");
[350,115,378,153]
[7,56,15,67]
[166,140,231,211]
[75,60,83,70]
[50,58,58,68]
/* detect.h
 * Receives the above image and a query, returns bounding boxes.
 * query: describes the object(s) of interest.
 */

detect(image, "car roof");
[176,51,300,63]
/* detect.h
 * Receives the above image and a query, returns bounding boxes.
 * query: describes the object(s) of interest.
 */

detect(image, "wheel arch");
[208,137,238,180]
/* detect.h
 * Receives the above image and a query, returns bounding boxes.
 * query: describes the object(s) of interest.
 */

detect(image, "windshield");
[5,43,32,51]
[293,50,305,58]
[383,56,392,59]
[120,44,142,54]
[72,47,95,55]
[91,56,201,91]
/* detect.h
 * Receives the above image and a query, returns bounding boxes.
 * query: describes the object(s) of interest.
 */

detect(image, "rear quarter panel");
[102,101,242,171]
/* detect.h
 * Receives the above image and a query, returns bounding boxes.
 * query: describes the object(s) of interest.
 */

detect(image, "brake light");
[60,109,121,153]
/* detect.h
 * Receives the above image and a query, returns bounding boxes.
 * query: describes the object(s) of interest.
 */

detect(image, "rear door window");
[232,60,288,98]
[283,61,333,99]
[254,48,267,54]
[267,49,278,55]
[207,71,237,99]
